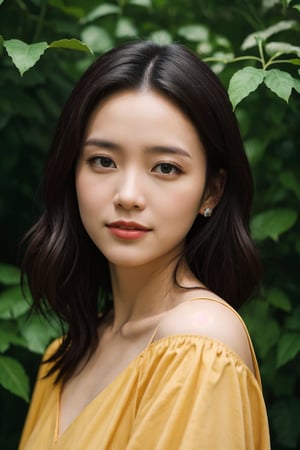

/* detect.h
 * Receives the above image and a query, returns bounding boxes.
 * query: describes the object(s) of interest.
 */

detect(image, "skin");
[75,89,222,325]
[59,89,253,437]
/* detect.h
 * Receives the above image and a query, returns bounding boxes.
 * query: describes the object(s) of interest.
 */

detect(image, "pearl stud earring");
[203,207,212,217]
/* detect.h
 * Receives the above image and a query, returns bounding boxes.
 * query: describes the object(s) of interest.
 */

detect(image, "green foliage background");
[0,0,299,448]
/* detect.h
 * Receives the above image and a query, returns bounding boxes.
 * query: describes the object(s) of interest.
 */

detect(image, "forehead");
[84,89,204,153]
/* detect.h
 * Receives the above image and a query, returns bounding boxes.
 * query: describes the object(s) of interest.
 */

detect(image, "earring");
[203,207,212,217]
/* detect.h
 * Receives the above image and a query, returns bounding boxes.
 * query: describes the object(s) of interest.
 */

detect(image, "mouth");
[107,221,151,231]
[106,221,151,239]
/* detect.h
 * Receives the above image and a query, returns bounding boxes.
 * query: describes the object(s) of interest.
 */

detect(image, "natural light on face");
[75,89,210,270]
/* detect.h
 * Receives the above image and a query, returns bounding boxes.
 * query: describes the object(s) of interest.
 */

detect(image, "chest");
[58,334,150,437]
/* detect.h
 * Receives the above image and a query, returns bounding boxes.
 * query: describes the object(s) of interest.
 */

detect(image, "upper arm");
[128,311,270,450]
[155,300,255,373]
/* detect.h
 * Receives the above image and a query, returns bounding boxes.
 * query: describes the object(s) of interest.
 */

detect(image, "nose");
[113,169,146,210]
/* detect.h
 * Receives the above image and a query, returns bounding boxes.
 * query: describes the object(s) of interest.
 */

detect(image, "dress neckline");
[54,296,259,444]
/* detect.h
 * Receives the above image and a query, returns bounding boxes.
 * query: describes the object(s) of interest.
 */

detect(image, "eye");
[89,156,116,169]
[152,163,182,175]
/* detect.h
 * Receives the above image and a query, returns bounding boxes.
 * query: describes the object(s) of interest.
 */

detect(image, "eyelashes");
[151,162,182,175]
[88,156,116,168]
[87,156,183,176]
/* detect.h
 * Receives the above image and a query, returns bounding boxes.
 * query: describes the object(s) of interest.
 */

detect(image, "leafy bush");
[0,1,299,448]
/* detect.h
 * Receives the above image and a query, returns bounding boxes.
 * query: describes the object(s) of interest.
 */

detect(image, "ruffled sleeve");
[127,335,270,450]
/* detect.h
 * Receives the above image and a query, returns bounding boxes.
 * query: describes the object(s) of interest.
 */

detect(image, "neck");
[107,256,202,334]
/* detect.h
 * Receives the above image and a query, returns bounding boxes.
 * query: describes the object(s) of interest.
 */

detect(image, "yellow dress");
[19,299,270,450]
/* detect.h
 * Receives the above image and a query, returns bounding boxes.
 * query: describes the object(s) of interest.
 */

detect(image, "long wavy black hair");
[21,40,261,382]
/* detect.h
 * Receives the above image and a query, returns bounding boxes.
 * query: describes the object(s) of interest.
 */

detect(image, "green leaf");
[228,67,265,109]
[115,17,138,38]
[18,314,60,354]
[178,24,209,42]
[262,0,280,10]
[129,0,152,6]
[293,77,300,94]
[252,316,280,357]
[0,322,27,352]
[285,306,300,331]
[242,20,296,50]
[204,50,234,63]
[244,138,266,165]
[251,208,298,241]
[267,288,292,312]
[294,5,300,11]
[241,300,280,358]
[150,30,172,45]
[277,332,300,368]
[198,42,213,56]
[285,58,300,66]
[81,3,120,24]
[49,38,93,54]
[4,39,48,76]
[266,41,300,58]
[215,36,231,50]
[0,339,9,353]
[0,285,30,319]
[81,26,113,54]
[264,69,294,102]
[0,264,20,285]
[0,356,29,402]
[48,0,84,18]
[279,171,300,199]
[0,0,5,4]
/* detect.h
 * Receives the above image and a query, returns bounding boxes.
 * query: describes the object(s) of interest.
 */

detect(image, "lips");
[107,221,151,231]
[106,221,151,239]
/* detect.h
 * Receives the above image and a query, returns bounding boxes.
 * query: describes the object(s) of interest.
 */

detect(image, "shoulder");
[155,296,255,373]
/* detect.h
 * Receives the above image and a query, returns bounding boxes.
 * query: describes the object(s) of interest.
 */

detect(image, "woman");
[19,41,270,449]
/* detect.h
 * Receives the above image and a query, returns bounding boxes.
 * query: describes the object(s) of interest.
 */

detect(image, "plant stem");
[258,39,266,69]
[265,59,300,69]
[204,55,261,64]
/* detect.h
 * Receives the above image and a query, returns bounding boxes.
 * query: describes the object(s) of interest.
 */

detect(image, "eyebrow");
[83,138,191,158]
[83,138,119,150]
[146,146,191,158]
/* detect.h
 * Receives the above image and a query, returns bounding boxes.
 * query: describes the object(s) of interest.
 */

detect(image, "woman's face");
[76,89,217,269]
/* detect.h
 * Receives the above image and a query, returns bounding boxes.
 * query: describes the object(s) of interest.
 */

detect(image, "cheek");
[76,178,89,216]
[157,188,203,240]
[160,184,204,220]
[75,176,102,223]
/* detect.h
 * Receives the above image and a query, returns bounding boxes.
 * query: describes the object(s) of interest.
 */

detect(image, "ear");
[199,169,227,216]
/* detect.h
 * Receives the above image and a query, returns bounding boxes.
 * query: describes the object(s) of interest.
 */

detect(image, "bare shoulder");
[156,295,255,373]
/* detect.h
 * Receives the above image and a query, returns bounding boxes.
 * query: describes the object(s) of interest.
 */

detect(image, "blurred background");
[0,1,299,448]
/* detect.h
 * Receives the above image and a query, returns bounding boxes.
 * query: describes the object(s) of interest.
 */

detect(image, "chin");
[100,251,148,268]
